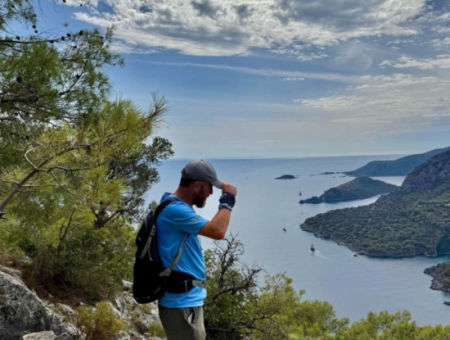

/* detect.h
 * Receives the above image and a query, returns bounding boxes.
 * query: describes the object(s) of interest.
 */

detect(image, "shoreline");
[300,223,448,259]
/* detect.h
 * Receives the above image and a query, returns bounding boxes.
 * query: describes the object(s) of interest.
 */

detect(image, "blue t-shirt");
[156,192,209,308]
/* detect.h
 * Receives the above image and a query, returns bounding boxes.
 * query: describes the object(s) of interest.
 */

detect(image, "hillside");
[301,149,450,258]
[344,146,450,177]
[299,177,398,204]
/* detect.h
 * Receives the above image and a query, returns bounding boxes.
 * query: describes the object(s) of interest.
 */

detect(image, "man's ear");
[193,181,201,193]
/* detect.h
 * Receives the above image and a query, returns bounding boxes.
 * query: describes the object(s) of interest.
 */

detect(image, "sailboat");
[310,243,315,252]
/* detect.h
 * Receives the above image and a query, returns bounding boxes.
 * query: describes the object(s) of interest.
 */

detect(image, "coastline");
[300,222,442,259]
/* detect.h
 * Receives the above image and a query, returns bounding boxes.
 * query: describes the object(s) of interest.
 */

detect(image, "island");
[319,172,337,175]
[300,148,450,258]
[424,263,450,293]
[344,146,450,177]
[275,174,296,179]
[299,177,398,204]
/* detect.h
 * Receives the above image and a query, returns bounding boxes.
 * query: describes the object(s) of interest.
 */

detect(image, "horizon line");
[168,151,411,161]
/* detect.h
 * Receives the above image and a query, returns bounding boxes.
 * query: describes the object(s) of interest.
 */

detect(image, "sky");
[31,0,450,159]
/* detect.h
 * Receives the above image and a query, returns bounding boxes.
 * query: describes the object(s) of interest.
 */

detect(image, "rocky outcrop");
[0,270,80,340]
[424,263,450,293]
[22,332,57,340]
[0,265,164,340]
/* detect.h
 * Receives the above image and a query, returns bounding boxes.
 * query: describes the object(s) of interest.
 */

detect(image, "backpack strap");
[140,197,179,260]
[159,233,190,277]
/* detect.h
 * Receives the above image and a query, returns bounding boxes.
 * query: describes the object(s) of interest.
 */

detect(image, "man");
[156,159,237,340]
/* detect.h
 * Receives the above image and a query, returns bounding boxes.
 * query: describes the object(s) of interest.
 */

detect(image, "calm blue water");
[145,156,450,325]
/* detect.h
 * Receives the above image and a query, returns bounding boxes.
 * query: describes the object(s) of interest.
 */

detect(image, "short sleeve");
[159,201,209,235]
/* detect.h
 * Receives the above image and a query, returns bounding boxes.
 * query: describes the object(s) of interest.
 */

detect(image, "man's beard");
[194,197,206,208]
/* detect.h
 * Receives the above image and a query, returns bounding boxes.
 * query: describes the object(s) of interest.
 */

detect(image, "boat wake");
[309,250,344,263]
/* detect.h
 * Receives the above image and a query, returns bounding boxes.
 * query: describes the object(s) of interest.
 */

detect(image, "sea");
[144,155,450,326]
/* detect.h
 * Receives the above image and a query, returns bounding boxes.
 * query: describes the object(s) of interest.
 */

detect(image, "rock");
[0,266,164,340]
[123,279,132,291]
[0,264,22,280]
[275,174,296,180]
[113,331,131,340]
[106,301,122,319]
[22,331,57,340]
[0,270,81,340]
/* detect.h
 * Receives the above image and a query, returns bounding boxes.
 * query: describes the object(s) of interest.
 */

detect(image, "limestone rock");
[22,331,57,340]
[0,271,81,340]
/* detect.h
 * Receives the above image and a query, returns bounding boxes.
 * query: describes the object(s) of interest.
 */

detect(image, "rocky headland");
[299,177,398,204]
[301,149,450,258]
[424,263,450,293]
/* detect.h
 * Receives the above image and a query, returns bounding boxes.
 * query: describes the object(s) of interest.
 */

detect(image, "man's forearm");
[210,208,232,237]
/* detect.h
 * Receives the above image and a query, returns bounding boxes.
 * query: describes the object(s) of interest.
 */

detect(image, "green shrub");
[76,302,123,340]
[148,321,166,338]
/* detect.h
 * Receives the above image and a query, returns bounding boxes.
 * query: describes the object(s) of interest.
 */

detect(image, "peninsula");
[344,146,450,177]
[299,177,398,204]
[301,149,450,258]
[424,263,450,293]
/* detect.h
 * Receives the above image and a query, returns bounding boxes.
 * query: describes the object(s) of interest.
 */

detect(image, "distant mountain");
[299,177,398,204]
[344,146,450,177]
[301,149,450,258]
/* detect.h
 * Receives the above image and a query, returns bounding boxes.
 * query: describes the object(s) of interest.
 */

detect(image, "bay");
[145,155,450,325]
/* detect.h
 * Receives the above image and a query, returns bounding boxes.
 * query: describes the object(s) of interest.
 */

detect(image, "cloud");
[380,55,450,69]
[296,73,450,123]
[110,41,161,54]
[60,0,98,7]
[191,0,221,19]
[140,60,360,83]
[281,77,305,81]
[70,0,433,57]
[355,74,439,90]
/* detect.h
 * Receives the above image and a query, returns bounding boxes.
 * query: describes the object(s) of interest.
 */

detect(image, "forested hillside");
[301,150,450,258]
[299,177,398,204]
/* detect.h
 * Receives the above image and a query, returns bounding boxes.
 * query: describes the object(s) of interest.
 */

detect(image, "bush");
[148,321,166,338]
[76,302,123,340]
[27,216,136,302]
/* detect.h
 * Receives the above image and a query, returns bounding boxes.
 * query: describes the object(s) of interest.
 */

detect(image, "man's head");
[179,160,223,208]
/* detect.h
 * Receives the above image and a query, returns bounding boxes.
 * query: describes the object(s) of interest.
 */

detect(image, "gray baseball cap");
[182,159,224,189]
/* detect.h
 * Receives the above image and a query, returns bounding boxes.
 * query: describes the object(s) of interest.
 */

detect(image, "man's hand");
[222,181,237,196]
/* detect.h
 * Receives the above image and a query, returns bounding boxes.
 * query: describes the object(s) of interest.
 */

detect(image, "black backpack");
[132,198,207,304]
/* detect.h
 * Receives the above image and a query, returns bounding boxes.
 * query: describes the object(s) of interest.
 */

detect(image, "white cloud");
[61,0,98,7]
[380,55,450,69]
[71,0,431,56]
[355,74,439,90]
[110,41,161,54]
[140,61,360,83]
[296,73,450,123]
[281,77,305,81]
[429,37,450,48]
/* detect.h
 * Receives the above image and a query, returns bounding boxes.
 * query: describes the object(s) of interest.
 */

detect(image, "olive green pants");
[158,305,206,340]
